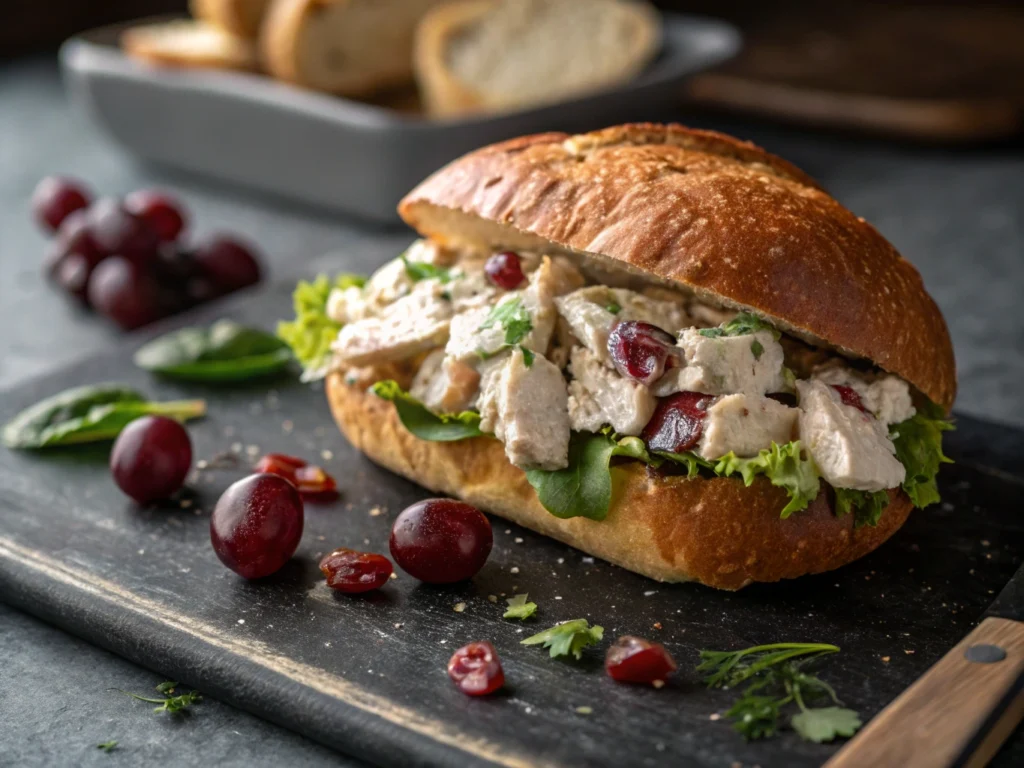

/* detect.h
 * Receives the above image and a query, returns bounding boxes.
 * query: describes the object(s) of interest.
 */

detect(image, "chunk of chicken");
[796,380,905,492]
[332,283,452,367]
[326,284,369,325]
[696,394,798,460]
[477,348,570,470]
[410,350,481,413]
[567,347,656,436]
[811,365,916,425]
[653,329,786,396]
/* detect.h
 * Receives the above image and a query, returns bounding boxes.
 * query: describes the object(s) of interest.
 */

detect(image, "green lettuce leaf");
[834,488,890,527]
[370,380,482,442]
[277,273,365,379]
[713,442,821,517]
[890,405,954,508]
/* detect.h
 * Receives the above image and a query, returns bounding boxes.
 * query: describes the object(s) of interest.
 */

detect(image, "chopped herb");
[698,643,860,743]
[522,619,603,660]
[401,252,455,283]
[154,681,178,695]
[605,301,622,315]
[479,297,533,346]
[97,741,118,753]
[503,593,538,620]
[115,682,202,714]
[371,380,482,441]
[519,347,536,368]
[750,339,765,360]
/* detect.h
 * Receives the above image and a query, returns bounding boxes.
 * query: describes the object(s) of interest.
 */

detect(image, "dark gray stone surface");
[0,52,1022,767]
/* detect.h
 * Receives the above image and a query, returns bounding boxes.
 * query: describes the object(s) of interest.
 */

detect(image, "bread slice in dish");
[122,20,258,71]
[261,0,445,97]
[190,0,272,38]
[414,0,662,117]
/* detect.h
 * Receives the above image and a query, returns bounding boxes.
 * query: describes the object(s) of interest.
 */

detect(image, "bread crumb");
[709,713,721,721]
[575,706,592,715]
[282,420,294,433]
[487,595,498,603]
[389,572,397,580]
[653,622,662,630]
[394,623,404,629]
[369,506,383,517]
[453,602,466,613]
[510,566,520,574]
[652,680,665,689]
[514,537,524,544]
[881,656,891,663]
[317,535,326,541]
[321,449,334,461]
[904,649,915,655]
[230,442,243,453]
[245,444,260,457]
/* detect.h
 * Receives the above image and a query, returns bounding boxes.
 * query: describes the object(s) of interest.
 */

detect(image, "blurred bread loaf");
[122,20,258,71]
[190,0,272,38]
[261,0,445,97]
[414,0,661,117]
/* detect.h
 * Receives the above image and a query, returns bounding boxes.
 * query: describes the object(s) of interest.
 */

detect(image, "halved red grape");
[448,641,505,696]
[32,176,91,233]
[484,251,525,290]
[605,636,677,684]
[110,416,192,504]
[88,198,159,262]
[194,236,262,292]
[641,392,715,453]
[608,321,679,385]
[210,473,304,579]
[124,189,187,242]
[87,256,167,330]
[319,548,393,593]
[390,499,492,583]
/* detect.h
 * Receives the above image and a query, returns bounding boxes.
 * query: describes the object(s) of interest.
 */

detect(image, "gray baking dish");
[60,14,740,223]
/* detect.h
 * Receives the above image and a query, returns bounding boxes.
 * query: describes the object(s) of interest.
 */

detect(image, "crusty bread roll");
[328,123,955,589]
[261,0,445,97]
[122,20,258,71]
[191,0,272,38]
[414,0,661,118]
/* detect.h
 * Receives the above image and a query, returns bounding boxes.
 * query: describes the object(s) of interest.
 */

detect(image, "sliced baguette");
[414,0,662,118]
[190,0,273,38]
[122,20,259,71]
[261,0,445,97]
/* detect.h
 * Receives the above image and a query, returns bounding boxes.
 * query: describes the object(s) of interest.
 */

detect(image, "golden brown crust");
[327,374,913,590]
[398,123,956,411]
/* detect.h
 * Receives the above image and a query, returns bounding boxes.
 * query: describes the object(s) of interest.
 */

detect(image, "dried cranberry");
[210,474,304,579]
[608,320,678,385]
[641,392,714,453]
[448,641,505,696]
[390,499,492,583]
[320,548,393,593]
[605,636,677,684]
[484,251,525,290]
[253,454,338,499]
[832,385,868,413]
[32,176,92,233]
[254,453,307,477]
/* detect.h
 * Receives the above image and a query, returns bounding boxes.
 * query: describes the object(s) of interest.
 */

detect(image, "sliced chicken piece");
[519,256,586,354]
[811,365,916,425]
[696,394,798,460]
[478,348,570,470]
[363,257,415,312]
[567,347,656,436]
[796,380,905,492]
[410,349,481,413]
[653,328,786,396]
[445,303,508,362]
[555,285,687,365]
[447,269,499,312]
[332,284,452,367]
[326,284,371,325]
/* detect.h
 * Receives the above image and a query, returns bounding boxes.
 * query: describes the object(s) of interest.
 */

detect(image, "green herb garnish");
[479,297,532,346]
[96,741,118,753]
[371,380,482,442]
[698,643,860,743]
[135,320,291,382]
[522,619,603,660]
[116,682,202,714]
[401,252,455,283]
[3,384,206,449]
[890,403,954,508]
[503,593,538,620]
[277,273,365,379]
[750,339,765,360]
[519,347,536,368]
[605,301,622,315]
[699,312,780,340]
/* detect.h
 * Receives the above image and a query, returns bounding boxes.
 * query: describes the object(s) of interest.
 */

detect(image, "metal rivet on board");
[964,644,1007,664]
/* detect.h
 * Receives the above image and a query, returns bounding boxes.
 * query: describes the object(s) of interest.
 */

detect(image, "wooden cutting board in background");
[661,1,1024,141]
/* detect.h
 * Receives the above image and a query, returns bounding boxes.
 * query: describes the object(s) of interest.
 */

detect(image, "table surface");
[1,54,1022,767]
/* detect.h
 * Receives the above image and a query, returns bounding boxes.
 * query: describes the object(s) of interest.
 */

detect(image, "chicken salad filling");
[279,241,952,526]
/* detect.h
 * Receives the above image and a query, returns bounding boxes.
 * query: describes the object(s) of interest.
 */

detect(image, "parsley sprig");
[115,681,202,714]
[698,643,861,743]
[96,741,118,753]
[522,619,603,659]
[503,593,538,620]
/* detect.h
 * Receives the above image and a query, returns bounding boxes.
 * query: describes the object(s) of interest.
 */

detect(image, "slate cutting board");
[1,285,1023,768]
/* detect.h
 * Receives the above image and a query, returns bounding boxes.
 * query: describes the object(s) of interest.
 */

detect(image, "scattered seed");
[487,595,498,603]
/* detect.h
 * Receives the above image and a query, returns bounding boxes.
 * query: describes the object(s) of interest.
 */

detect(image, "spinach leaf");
[3,383,206,449]
[370,380,482,442]
[135,320,292,381]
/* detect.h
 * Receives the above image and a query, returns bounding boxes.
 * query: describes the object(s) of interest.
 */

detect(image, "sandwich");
[279,124,956,590]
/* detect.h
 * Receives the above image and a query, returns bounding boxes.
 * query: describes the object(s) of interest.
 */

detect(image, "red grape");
[125,189,187,242]
[88,198,159,262]
[210,474,304,579]
[608,320,679,385]
[448,642,505,696]
[32,176,91,233]
[389,499,492,583]
[193,236,262,292]
[484,251,525,290]
[605,636,677,684]
[110,416,192,504]
[87,256,167,330]
[641,392,715,454]
[319,548,393,593]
